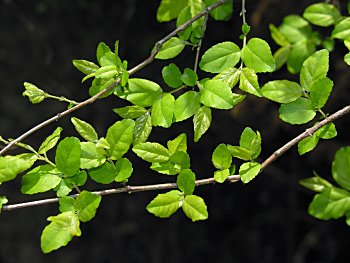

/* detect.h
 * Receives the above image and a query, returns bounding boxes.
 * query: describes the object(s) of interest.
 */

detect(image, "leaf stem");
[194,14,209,73]
[45,93,79,105]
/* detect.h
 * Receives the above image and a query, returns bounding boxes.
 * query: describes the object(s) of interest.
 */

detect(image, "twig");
[0,0,227,156]
[193,14,209,73]
[2,104,350,212]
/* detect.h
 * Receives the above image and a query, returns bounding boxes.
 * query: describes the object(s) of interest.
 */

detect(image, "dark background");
[1,0,350,262]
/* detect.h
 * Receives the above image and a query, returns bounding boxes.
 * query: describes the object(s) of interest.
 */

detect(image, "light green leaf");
[59,196,76,213]
[72,59,99,75]
[0,156,29,183]
[167,133,187,154]
[239,68,262,97]
[332,17,350,40]
[279,15,311,43]
[182,195,208,222]
[133,111,152,145]
[199,42,241,73]
[88,162,117,184]
[269,24,290,47]
[300,49,329,91]
[41,211,81,253]
[95,65,118,79]
[240,127,261,159]
[38,127,63,154]
[151,93,175,128]
[303,3,341,27]
[261,80,302,103]
[96,42,112,65]
[115,158,133,182]
[188,0,205,28]
[75,191,102,222]
[212,144,232,170]
[155,37,186,60]
[71,117,98,142]
[287,40,316,74]
[274,45,291,70]
[193,106,212,142]
[279,98,316,125]
[214,169,230,183]
[204,0,233,21]
[214,67,241,89]
[162,63,182,88]
[174,91,201,122]
[113,105,147,119]
[146,190,182,218]
[177,169,196,195]
[315,122,337,139]
[227,145,252,161]
[89,78,115,98]
[55,180,74,197]
[156,0,187,22]
[133,142,170,163]
[299,176,333,193]
[21,164,62,194]
[55,137,81,177]
[344,52,350,66]
[200,79,235,109]
[309,77,333,109]
[332,147,350,191]
[241,38,276,73]
[177,6,192,40]
[181,68,198,86]
[298,134,319,155]
[0,196,8,212]
[23,82,46,104]
[106,119,135,160]
[239,162,261,184]
[67,171,87,187]
[151,151,190,175]
[80,142,106,169]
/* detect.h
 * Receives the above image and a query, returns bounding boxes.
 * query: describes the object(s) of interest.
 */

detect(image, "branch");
[2,104,350,211]
[0,0,227,156]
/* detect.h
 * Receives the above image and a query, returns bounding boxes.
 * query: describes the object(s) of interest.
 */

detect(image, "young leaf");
[41,211,81,253]
[279,98,316,125]
[38,127,63,154]
[204,0,233,21]
[133,111,152,145]
[0,196,8,212]
[151,151,190,175]
[75,191,102,222]
[299,175,333,193]
[309,77,333,109]
[59,196,76,213]
[274,46,291,70]
[315,122,337,139]
[200,79,235,109]
[332,147,350,191]
[71,117,98,142]
[182,195,208,222]
[96,42,112,65]
[298,134,319,155]
[241,38,276,73]
[0,155,31,183]
[156,0,187,22]
[278,15,311,43]
[199,42,241,73]
[177,6,192,40]
[133,142,170,163]
[187,0,205,28]
[146,190,182,218]
[89,78,115,98]
[174,91,201,122]
[162,63,182,88]
[167,133,187,154]
[239,68,262,97]
[212,144,232,170]
[67,171,87,187]
[155,37,186,60]
[80,142,106,169]
[239,162,261,183]
[113,105,147,119]
[269,24,290,47]
[181,68,198,86]
[89,162,117,184]
[214,67,241,89]
[72,60,99,75]
[303,3,341,27]
[227,145,252,161]
[106,119,135,160]
[151,93,175,128]
[55,180,74,198]
[332,17,350,40]
[23,82,46,104]
[240,127,261,159]
[214,169,230,183]
[55,137,81,177]
[177,169,196,195]
[21,164,62,194]
[193,106,212,142]
[287,40,316,74]
[261,80,302,103]
[115,158,133,182]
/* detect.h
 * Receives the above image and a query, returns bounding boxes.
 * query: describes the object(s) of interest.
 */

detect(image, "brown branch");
[0,0,227,156]
[2,104,350,212]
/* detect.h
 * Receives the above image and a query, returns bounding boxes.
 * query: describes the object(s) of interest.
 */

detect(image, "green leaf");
[212,144,232,170]
[146,190,182,218]
[80,142,106,169]
[227,145,252,161]
[332,17,350,40]
[41,211,81,253]
[188,0,205,28]
[59,196,76,213]
[162,63,182,88]
[344,53,350,66]
[95,65,118,79]
[151,152,190,175]
[303,3,341,27]
[279,98,316,125]
[300,49,329,91]
[177,169,196,195]
[55,137,81,177]
[113,105,147,119]
[106,119,135,160]
[315,122,337,139]
[181,68,198,86]
[89,78,115,98]
[279,15,311,43]
[174,91,201,122]
[72,60,99,75]
[308,187,350,220]
[199,42,241,73]
[71,117,98,142]
[117,78,163,107]
[214,169,230,183]
[67,171,87,187]
[0,156,29,183]
[332,147,350,191]
[299,175,333,193]
[269,24,290,46]
[239,68,262,97]
[298,134,319,155]
[155,37,186,60]
[274,46,291,70]
[309,77,333,109]
[133,142,170,163]
[177,6,192,40]
[89,162,117,184]
[239,162,261,184]
[151,93,175,128]
[0,196,8,212]
[240,127,261,159]
[214,67,241,89]
[261,80,302,103]
[96,42,112,65]
[156,0,187,22]
[167,133,187,154]
[204,0,233,21]
[133,111,152,145]
[75,191,102,222]
[21,165,62,194]
[200,79,235,109]
[193,106,212,142]
[55,180,74,197]
[115,158,133,182]
[241,38,276,73]
[287,40,316,74]
[38,127,63,154]
[182,195,208,222]
[23,82,46,104]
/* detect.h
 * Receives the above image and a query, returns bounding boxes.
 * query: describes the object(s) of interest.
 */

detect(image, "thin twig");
[0,0,227,156]
[2,104,350,211]
[194,14,209,73]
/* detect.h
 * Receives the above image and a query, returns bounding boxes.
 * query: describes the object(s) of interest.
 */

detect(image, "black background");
[0,0,350,262]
